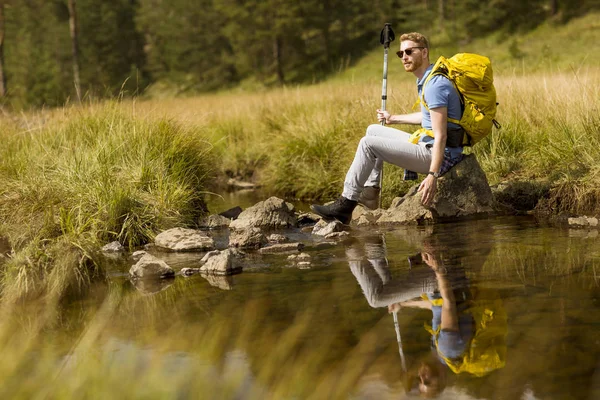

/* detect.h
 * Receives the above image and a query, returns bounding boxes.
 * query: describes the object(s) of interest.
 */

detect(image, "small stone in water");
[268,234,288,244]
[102,241,124,253]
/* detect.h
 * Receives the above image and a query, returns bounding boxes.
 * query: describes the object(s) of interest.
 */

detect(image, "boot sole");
[309,205,351,225]
[357,201,378,210]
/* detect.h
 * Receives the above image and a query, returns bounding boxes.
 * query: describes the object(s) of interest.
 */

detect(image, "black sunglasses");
[396,47,425,58]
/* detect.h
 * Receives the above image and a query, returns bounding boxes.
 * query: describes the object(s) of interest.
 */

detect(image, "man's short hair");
[400,32,429,49]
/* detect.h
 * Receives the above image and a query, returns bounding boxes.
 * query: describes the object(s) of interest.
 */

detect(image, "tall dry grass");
[477,68,600,214]
[135,67,600,213]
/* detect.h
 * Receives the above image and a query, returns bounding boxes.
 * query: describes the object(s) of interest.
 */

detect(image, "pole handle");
[380,23,395,49]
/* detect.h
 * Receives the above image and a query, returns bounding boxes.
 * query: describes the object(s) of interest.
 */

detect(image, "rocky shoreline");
[93,155,599,293]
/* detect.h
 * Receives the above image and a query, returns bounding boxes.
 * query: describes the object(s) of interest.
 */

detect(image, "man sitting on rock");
[311,32,464,224]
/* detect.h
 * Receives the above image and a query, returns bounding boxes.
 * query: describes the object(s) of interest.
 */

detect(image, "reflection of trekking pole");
[379,23,395,209]
[393,311,407,372]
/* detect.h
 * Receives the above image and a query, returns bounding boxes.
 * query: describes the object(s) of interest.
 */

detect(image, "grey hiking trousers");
[348,254,437,309]
[342,124,433,201]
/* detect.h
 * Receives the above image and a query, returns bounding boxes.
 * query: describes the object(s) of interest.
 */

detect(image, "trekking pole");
[393,311,408,373]
[379,23,395,208]
[380,23,395,127]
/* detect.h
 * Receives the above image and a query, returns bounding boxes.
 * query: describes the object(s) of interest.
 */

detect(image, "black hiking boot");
[310,196,358,225]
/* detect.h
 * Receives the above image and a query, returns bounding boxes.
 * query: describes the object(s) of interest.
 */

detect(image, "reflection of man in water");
[392,243,475,396]
[347,234,480,397]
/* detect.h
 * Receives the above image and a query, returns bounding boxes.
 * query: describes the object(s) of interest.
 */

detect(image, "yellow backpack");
[424,292,508,377]
[419,53,501,146]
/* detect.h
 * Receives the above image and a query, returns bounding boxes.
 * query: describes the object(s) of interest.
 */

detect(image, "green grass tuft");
[0,102,216,299]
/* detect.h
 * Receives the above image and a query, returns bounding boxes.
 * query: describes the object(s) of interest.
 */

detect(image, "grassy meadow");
[1,12,599,299]
[132,12,600,210]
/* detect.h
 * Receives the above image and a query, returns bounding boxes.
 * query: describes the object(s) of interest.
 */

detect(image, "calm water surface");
[2,216,599,399]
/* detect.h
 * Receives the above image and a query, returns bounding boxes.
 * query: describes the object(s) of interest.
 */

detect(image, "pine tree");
[77,0,146,98]
[67,0,81,101]
[0,1,6,98]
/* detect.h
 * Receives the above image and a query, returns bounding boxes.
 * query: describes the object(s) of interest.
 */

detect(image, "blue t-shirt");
[417,64,464,159]
[426,292,474,364]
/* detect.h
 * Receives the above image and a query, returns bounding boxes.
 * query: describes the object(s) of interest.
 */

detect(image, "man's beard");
[403,58,422,72]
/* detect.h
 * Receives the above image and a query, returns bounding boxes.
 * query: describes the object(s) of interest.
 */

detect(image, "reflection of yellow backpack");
[425,294,508,377]
[418,53,501,146]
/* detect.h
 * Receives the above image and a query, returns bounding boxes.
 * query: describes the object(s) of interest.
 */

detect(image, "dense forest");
[0,0,597,108]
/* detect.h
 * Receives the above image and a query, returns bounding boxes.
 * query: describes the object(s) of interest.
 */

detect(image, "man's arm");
[436,271,459,332]
[422,251,459,332]
[418,106,447,206]
[377,109,422,125]
[388,300,432,313]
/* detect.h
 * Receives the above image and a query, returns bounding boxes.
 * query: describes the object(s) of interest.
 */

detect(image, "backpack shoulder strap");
[418,57,445,111]
[419,56,463,125]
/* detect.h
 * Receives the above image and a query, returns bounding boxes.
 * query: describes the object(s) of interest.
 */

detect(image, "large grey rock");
[201,250,221,263]
[377,154,494,225]
[229,197,296,230]
[492,180,550,213]
[198,214,231,229]
[200,249,242,276]
[353,208,384,227]
[132,250,147,261]
[229,227,268,249]
[129,254,175,279]
[154,227,215,251]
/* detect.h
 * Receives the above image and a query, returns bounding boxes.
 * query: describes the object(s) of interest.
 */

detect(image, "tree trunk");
[273,36,284,85]
[322,27,331,67]
[438,0,445,32]
[550,0,559,16]
[0,2,7,97]
[449,0,455,40]
[67,0,81,102]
